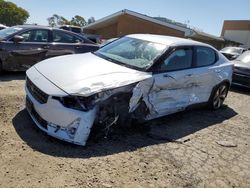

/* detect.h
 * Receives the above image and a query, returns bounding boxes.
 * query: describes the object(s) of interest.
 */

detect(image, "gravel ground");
[0,72,250,188]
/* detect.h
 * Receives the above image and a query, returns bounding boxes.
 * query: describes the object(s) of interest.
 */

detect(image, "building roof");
[128,34,211,47]
[83,9,189,33]
[83,9,224,43]
[185,29,225,41]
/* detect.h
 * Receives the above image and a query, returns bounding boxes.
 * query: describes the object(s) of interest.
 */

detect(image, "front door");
[145,47,198,119]
[47,30,97,58]
[5,29,50,70]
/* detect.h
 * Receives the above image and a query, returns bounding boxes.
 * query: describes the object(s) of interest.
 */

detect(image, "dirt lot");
[0,72,250,188]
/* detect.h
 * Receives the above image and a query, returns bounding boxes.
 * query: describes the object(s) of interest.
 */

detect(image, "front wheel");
[209,83,229,110]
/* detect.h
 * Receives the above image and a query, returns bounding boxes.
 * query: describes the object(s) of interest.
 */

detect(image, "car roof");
[127,34,211,47]
[5,25,96,43]
[13,25,53,30]
[12,25,78,32]
[59,25,81,28]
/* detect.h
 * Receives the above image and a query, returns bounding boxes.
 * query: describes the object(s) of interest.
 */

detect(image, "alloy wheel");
[212,84,228,109]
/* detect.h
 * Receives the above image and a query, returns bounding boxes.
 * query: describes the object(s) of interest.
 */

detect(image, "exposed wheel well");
[221,80,231,89]
[211,80,230,96]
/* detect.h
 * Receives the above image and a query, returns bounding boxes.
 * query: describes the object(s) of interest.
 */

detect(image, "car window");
[0,27,23,39]
[19,29,49,42]
[195,47,216,67]
[158,48,192,72]
[96,37,166,70]
[52,30,81,43]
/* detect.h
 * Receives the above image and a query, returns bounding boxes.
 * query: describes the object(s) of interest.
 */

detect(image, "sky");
[8,0,250,36]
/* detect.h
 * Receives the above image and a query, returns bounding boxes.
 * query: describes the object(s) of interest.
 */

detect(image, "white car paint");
[25,34,233,146]
[34,52,152,96]
[129,59,232,120]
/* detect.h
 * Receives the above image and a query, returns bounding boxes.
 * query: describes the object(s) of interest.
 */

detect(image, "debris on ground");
[216,140,237,147]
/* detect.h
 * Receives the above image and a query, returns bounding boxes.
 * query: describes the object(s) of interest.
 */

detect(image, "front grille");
[32,106,48,129]
[26,96,47,129]
[26,77,48,104]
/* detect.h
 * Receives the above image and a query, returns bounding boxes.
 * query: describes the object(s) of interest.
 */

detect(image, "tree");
[47,14,70,27]
[47,16,56,27]
[88,17,95,24]
[0,0,29,26]
[70,15,86,26]
[47,14,88,27]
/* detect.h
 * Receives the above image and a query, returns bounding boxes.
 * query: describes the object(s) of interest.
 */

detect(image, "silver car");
[25,34,233,146]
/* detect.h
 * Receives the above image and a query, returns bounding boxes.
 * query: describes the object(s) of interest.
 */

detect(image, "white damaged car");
[25,34,233,146]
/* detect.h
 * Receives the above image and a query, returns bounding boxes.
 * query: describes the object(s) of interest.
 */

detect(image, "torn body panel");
[26,67,136,145]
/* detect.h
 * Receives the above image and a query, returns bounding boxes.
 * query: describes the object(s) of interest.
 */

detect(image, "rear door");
[47,30,98,58]
[191,46,220,102]
[5,29,49,70]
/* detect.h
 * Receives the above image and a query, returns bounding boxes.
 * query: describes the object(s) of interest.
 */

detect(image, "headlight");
[53,95,96,111]
[53,89,120,111]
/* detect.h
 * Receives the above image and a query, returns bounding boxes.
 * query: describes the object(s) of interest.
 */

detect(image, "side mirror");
[75,39,82,43]
[13,35,24,43]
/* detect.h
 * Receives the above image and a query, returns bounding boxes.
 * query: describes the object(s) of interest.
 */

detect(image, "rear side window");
[195,47,216,67]
[52,30,81,43]
[159,48,193,72]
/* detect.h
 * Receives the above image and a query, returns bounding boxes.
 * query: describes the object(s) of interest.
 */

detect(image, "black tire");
[208,82,229,110]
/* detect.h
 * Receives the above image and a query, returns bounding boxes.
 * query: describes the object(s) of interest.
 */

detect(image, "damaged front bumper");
[25,84,97,146]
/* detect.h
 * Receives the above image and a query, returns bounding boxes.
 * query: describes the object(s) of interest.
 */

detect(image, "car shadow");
[0,71,26,81]
[12,105,237,158]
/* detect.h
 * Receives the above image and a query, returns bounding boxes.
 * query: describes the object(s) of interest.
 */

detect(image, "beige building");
[221,20,250,48]
[83,9,225,49]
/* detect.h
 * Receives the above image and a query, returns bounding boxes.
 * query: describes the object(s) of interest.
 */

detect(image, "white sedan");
[25,34,233,146]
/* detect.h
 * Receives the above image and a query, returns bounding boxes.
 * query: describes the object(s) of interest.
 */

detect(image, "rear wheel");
[209,83,229,110]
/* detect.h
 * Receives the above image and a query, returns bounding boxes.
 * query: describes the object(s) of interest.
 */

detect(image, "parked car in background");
[58,25,82,34]
[84,34,102,44]
[232,51,250,88]
[59,25,102,44]
[0,25,99,72]
[220,47,247,60]
[100,38,118,47]
[25,34,233,146]
[0,24,7,30]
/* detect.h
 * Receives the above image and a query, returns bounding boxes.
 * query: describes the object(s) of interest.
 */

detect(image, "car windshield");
[236,51,250,64]
[95,37,167,70]
[0,27,23,40]
[221,47,242,54]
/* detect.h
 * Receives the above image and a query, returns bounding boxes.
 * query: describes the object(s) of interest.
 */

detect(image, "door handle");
[75,46,82,49]
[42,45,50,49]
[215,69,222,73]
[184,74,193,78]
[163,74,176,80]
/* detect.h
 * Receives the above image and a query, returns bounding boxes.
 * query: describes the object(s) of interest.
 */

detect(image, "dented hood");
[34,52,152,96]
